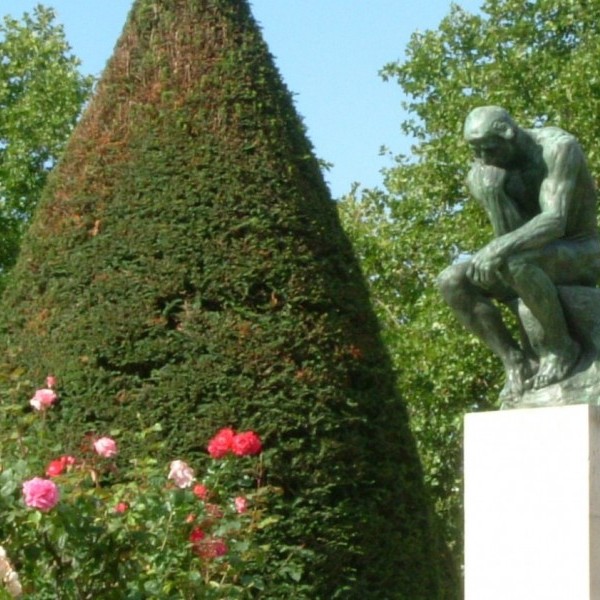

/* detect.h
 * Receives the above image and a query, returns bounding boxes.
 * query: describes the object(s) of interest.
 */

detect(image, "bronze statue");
[438,106,600,402]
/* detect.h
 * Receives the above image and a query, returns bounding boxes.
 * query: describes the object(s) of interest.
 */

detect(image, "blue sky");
[9,0,482,197]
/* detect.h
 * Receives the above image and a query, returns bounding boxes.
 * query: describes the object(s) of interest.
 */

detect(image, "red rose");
[194,537,228,559]
[205,503,224,520]
[193,483,209,500]
[207,428,235,458]
[45,455,76,478]
[114,502,129,513]
[231,431,262,456]
[189,527,205,545]
[45,459,66,478]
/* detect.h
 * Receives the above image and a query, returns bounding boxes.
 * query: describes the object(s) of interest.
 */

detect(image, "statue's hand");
[467,244,503,287]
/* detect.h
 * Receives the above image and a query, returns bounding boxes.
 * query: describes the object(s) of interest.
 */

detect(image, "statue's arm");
[467,163,527,236]
[481,139,579,258]
[467,139,578,287]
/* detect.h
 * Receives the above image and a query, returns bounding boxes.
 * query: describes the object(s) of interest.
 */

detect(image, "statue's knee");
[437,265,465,302]
[502,255,530,285]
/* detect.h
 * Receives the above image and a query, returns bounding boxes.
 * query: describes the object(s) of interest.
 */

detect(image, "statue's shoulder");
[527,126,578,149]
[527,126,582,169]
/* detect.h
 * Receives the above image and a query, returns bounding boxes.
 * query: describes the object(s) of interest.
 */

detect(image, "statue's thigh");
[439,259,513,300]
[509,241,600,286]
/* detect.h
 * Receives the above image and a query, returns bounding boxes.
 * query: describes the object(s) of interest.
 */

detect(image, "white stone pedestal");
[464,405,600,600]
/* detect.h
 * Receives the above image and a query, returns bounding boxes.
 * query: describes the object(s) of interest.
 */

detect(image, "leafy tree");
[339,0,600,572]
[0,5,92,282]
[0,1,451,597]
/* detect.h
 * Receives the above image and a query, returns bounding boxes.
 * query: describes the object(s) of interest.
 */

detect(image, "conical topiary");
[0,1,451,597]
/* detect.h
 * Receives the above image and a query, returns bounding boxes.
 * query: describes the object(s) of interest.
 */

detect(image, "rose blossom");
[114,502,129,513]
[207,428,235,458]
[189,527,205,544]
[205,503,224,519]
[209,538,228,558]
[234,496,249,514]
[45,459,65,478]
[194,537,228,559]
[193,483,209,500]
[45,455,76,478]
[168,460,195,488]
[3,571,21,598]
[22,477,59,512]
[94,437,118,458]
[29,388,57,411]
[231,431,262,456]
[46,375,57,389]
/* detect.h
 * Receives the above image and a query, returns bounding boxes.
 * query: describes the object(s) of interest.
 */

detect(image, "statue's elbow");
[547,215,567,238]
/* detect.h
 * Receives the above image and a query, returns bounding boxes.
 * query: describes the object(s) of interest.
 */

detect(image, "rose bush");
[0,377,303,598]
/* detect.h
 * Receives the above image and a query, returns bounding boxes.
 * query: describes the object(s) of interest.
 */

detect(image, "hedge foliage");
[0,1,451,597]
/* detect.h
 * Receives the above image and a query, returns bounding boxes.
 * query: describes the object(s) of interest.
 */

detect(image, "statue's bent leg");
[501,246,594,389]
[437,262,530,397]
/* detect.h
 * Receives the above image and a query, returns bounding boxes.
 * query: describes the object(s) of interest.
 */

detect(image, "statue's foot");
[529,340,580,390]
[499,357,533,401]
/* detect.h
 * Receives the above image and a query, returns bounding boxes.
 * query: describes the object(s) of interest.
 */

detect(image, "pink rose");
[114,502,129,513]
[46,375,57,388]
[234,496,249,514]
[193,483,209,500]
[22,477,59,512]
[168,460,195,488]
[207,428,235,458]
[231,431,262,456]
[29,388,57,411]
[93,437,118,458]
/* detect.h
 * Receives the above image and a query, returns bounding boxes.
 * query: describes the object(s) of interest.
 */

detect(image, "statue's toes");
[522,375,535,391]
[532,369,564,390]
[499,382,515,401]
[532,373,550,389]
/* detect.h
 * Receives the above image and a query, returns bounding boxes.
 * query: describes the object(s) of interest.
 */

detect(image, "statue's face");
[468,136,516,168]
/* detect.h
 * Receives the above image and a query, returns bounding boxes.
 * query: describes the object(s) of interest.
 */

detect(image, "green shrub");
[0,0,452,597]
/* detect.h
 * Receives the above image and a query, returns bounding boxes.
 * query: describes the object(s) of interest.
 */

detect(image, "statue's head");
[464,106,519,168]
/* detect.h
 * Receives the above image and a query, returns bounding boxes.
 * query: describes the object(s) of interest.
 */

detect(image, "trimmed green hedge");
[0,1,452,597]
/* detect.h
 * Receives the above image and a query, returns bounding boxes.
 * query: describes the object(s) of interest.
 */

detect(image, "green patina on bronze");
[439,105,600,408]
